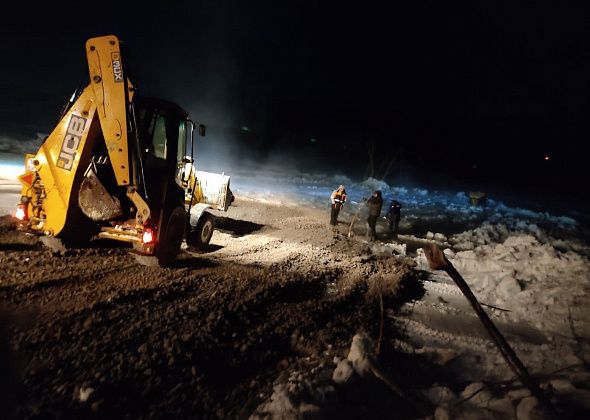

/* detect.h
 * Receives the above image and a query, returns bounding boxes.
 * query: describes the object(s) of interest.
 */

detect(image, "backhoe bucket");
[78,168,123,221]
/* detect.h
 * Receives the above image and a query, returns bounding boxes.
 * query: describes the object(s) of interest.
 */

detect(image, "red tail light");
[142,227,155,244]
[15,203,28,221]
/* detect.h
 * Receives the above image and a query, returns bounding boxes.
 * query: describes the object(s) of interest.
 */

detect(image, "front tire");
[186,211,215,250]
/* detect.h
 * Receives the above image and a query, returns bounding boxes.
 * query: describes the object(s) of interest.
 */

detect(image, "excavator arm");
[86,36,151,225]
[85,35,131,187]
[18,86,99,236]
[17,35,150,237]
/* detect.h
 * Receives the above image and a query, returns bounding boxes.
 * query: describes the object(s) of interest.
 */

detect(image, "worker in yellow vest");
[330,185,347,225]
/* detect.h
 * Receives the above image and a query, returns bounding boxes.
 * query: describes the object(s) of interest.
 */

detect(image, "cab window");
[150,115,168,159]
[137,103,182,165]
[177,120,186,163]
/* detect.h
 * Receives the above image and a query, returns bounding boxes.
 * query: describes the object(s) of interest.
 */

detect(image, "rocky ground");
[1,196,590,419]
[0,199,421,419]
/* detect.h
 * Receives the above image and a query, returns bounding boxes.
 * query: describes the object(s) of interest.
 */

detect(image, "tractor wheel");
[186,211,215,250]
[150,207,187,267]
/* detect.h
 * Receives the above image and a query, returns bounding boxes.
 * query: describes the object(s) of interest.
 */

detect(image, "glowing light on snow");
[0,163,22,180]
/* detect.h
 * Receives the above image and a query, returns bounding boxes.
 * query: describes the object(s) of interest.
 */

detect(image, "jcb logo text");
[57,115,86,171]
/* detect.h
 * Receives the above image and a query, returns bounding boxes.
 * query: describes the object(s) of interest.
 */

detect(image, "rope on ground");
[376,291,384,358]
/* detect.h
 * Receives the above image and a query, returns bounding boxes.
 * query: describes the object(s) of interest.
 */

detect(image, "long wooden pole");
[348,201,366,238]
[424,244,555,414]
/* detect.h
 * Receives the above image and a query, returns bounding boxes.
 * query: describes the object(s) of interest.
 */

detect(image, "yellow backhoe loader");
[14,35,232,266]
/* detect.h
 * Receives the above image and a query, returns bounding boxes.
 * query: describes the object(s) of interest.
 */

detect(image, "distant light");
[240,126,250,132]
[544,155,550,161]
[309,138,317,143]
[472,164,477,169]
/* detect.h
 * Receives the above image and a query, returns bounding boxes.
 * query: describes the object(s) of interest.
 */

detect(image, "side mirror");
[198,124,206,137]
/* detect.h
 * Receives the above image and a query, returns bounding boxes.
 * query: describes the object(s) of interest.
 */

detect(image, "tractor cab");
[133,96,232,219]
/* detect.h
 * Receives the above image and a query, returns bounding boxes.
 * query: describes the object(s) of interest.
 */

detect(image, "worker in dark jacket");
[330,185,347,225]
[386,200,402,238]
[366,190,383,241]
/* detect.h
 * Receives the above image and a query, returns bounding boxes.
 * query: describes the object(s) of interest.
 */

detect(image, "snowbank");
[413,220,590,334]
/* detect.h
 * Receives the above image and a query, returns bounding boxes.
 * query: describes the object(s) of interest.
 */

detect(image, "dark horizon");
[1,1,588,207]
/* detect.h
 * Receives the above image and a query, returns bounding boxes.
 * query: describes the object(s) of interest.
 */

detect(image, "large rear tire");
[152,207,186,267]
[186,211,215,250]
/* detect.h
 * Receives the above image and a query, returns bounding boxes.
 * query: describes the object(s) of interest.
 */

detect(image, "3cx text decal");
[57,115,87,171]
[112,52,123,83]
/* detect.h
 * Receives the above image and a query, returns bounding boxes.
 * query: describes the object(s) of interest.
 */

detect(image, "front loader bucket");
[194,170,232,211]
[78,168,123,221]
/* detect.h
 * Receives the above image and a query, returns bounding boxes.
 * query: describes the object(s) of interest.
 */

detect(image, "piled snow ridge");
[493,204,577,227]
[449,223,512,251]
[417,223,590,336]
[359,177,390,193]
[450,220,588,255]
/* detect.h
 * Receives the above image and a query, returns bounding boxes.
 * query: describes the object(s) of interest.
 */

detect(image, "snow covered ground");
[228,162,586,239]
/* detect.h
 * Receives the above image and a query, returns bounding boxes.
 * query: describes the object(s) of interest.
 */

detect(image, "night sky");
[1,1,588,207]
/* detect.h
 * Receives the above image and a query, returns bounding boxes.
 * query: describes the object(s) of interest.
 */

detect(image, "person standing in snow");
[366,190,383,241]
[330,185,347,226]
[386,199,402,238]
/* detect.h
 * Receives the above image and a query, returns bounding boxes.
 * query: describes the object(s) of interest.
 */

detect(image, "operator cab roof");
[136,96,189,119]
